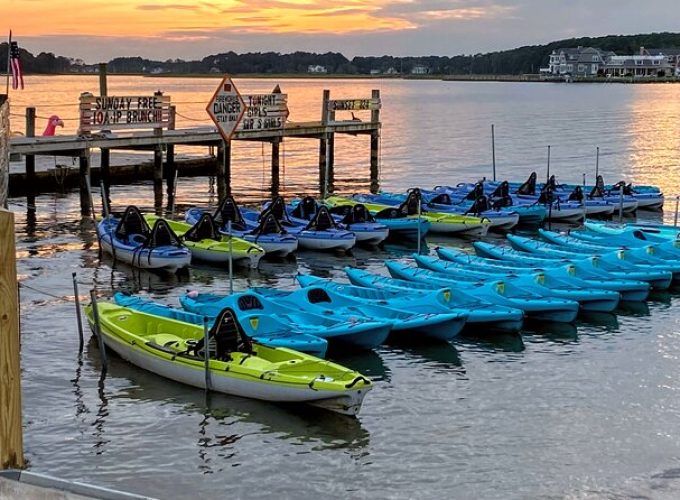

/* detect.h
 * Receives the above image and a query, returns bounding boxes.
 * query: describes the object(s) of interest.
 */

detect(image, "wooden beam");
[24,108,36,211]
[0,209,24,470]
[153,147,163,215]
[0,96,8,209]
[79,154,91,216]
[271,139,280,196]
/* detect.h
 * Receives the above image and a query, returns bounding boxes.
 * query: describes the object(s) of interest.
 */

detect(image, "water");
[8,77,680,499]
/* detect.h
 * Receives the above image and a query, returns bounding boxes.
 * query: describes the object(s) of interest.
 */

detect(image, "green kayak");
[145,214,264,268]
[85,302,373,416]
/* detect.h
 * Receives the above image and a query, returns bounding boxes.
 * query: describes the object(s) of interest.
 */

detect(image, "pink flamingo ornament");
[42,115,64,136]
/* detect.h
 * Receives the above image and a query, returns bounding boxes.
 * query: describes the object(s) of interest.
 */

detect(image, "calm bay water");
[8,76,680,499]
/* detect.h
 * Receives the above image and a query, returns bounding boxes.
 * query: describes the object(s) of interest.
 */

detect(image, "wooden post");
[153,147,163,215]
[99,63,110,205]
[216,142,226,202]
[223,140,232,197]
[165,106,177,208]
[79,153,91,216]
[0,95,8,209]
[25,108,36,213]
[318,137,327,194]
[271,139,280,196]
[370,89,381,194]
[0,209,24,469]
[327,133,335,194]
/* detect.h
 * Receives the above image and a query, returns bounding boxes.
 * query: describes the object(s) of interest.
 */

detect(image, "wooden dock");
[6,76,382,215]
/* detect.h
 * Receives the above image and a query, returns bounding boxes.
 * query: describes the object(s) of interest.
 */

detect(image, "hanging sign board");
[79,93,171,133]
[327,98,381,112]
[206,75,246,141]
[237,93,289,131]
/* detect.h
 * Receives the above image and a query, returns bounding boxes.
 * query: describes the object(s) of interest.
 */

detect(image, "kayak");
[290,197,389,246]
[113,292,328,358]
[474,241,672,290]
[180,291,391,350]
[145,214,264,269]
[435,246,650,301]
[85,302,372,415]
[332,271,525,334]
[378,263,580,323]
[358,191,520,231]
[325,200,431,240]
[413,254,620,312]
[252,285,468,341]
[186,196,299,257]
[243,197,356,252]
[325,193,490,237]
[98,206,191,272]
[584,221,680,242]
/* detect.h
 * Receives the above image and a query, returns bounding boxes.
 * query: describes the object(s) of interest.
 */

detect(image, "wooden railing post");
[271,139,280,196]
[25,108,36,212]
[98,63,111,205]
[0,208,24,469]
[0,95,8,209]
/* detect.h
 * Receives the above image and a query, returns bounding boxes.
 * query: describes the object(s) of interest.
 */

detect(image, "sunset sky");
[2,0,680,61]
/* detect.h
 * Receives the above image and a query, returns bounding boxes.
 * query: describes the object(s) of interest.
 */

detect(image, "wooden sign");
[327,98,381,112]
[237,93,289,132]
[206,75,246,141]
[79,93,171,133]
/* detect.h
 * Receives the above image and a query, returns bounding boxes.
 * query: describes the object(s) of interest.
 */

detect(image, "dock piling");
[165,106,177,211]
[0,95,8,208]
[216,142,227,202]
[79,153,92,216]
[271,139,280,196]
[153,147,164,215]
[89,289,108,375]
[0,209,24,470]
[370,89,381,194]
[25,107,35,214]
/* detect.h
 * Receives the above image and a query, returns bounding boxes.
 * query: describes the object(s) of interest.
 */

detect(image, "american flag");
[10,41,24,90]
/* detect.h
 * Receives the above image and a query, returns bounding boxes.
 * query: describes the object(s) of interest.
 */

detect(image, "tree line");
[2,32,680,76]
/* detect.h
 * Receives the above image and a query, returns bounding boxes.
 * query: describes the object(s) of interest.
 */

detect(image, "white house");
[307,65,327,73]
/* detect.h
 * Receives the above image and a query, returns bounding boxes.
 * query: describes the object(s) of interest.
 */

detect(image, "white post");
[491,124,496,182]
[674,196,679,227]
[417,196,422,254]
[228,219,233,295]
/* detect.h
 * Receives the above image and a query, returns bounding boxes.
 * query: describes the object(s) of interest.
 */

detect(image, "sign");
[237,93,289,132]
[327,98,381,112]
[79,93,171,133]
[206,75,246,141]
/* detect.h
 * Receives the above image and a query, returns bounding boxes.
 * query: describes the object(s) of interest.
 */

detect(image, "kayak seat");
[429,193,451,205]
[291,196,317,220]
[129,233,148,245]
[307,288,332,304]
[192,307,254,360]
[145,220,183,248]
[184,213,220,242]
[115,205,151,241]
[237,295,265,311]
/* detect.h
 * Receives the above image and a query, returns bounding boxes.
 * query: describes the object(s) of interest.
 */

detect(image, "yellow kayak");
[145,214,264,268]
[325,196,490,236]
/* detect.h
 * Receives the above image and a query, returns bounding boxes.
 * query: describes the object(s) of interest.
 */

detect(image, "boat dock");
[4,70,382,214]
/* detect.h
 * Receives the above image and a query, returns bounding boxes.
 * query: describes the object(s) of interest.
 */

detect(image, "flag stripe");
[9,41,24,90]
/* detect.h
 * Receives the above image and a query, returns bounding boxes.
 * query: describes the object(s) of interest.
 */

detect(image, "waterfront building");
[307,65,327,73]
[545,46,677,78]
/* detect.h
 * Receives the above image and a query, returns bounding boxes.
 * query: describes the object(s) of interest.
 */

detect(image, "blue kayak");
[379,262,580,323]
[413,254,620,312]
[436,247,650,301]
[180,291,391,350]
[186,196,299,257]
[538,229,680,263]
[505,235,675,289]
[508,233,680,279]
[333,271,525,334]
[113,292,328,358]
[251,285,467,341]
[585,221,680,241]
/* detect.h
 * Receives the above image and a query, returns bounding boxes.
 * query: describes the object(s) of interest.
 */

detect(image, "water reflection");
[457,331,526,353]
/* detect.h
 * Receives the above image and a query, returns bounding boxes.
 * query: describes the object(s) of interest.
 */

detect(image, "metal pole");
[595,146,600,179]
[169,169,179,218]
[582,173,586,187]
[89,289,108,374]
[99,180,116,262]
[619,189,624,224]
[491,124,496,182]
[417,196,422,254]
[546,145,551,184]
[323,136,330,199]
[674,196,679,227]
[72,272,84,350]
[203,317,211,392]
[228,220,233,295]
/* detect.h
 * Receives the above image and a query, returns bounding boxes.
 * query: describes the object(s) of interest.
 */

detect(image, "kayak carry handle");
[345,375,371,389]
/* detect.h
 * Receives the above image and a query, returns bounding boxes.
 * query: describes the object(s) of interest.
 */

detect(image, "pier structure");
[7,72,382,215]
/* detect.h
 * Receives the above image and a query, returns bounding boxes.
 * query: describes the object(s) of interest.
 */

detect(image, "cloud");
[136,4,201,11]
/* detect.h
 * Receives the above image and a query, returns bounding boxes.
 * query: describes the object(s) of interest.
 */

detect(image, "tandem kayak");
[85,303,372,415]
[113,292,328,357]
[145,213,264,268]
[98,206,191,272]
[180,291,391,350]
[252,285,468,341]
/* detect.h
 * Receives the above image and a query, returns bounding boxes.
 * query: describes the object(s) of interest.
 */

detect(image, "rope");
[19,282,69,300]
[175,111,210,123]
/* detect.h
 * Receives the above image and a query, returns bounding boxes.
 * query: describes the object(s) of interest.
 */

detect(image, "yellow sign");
[496,282,505,294]
[443,290,451,302]
[249,317,259,330]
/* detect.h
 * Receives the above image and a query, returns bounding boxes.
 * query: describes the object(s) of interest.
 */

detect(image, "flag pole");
[5,30,11,95]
